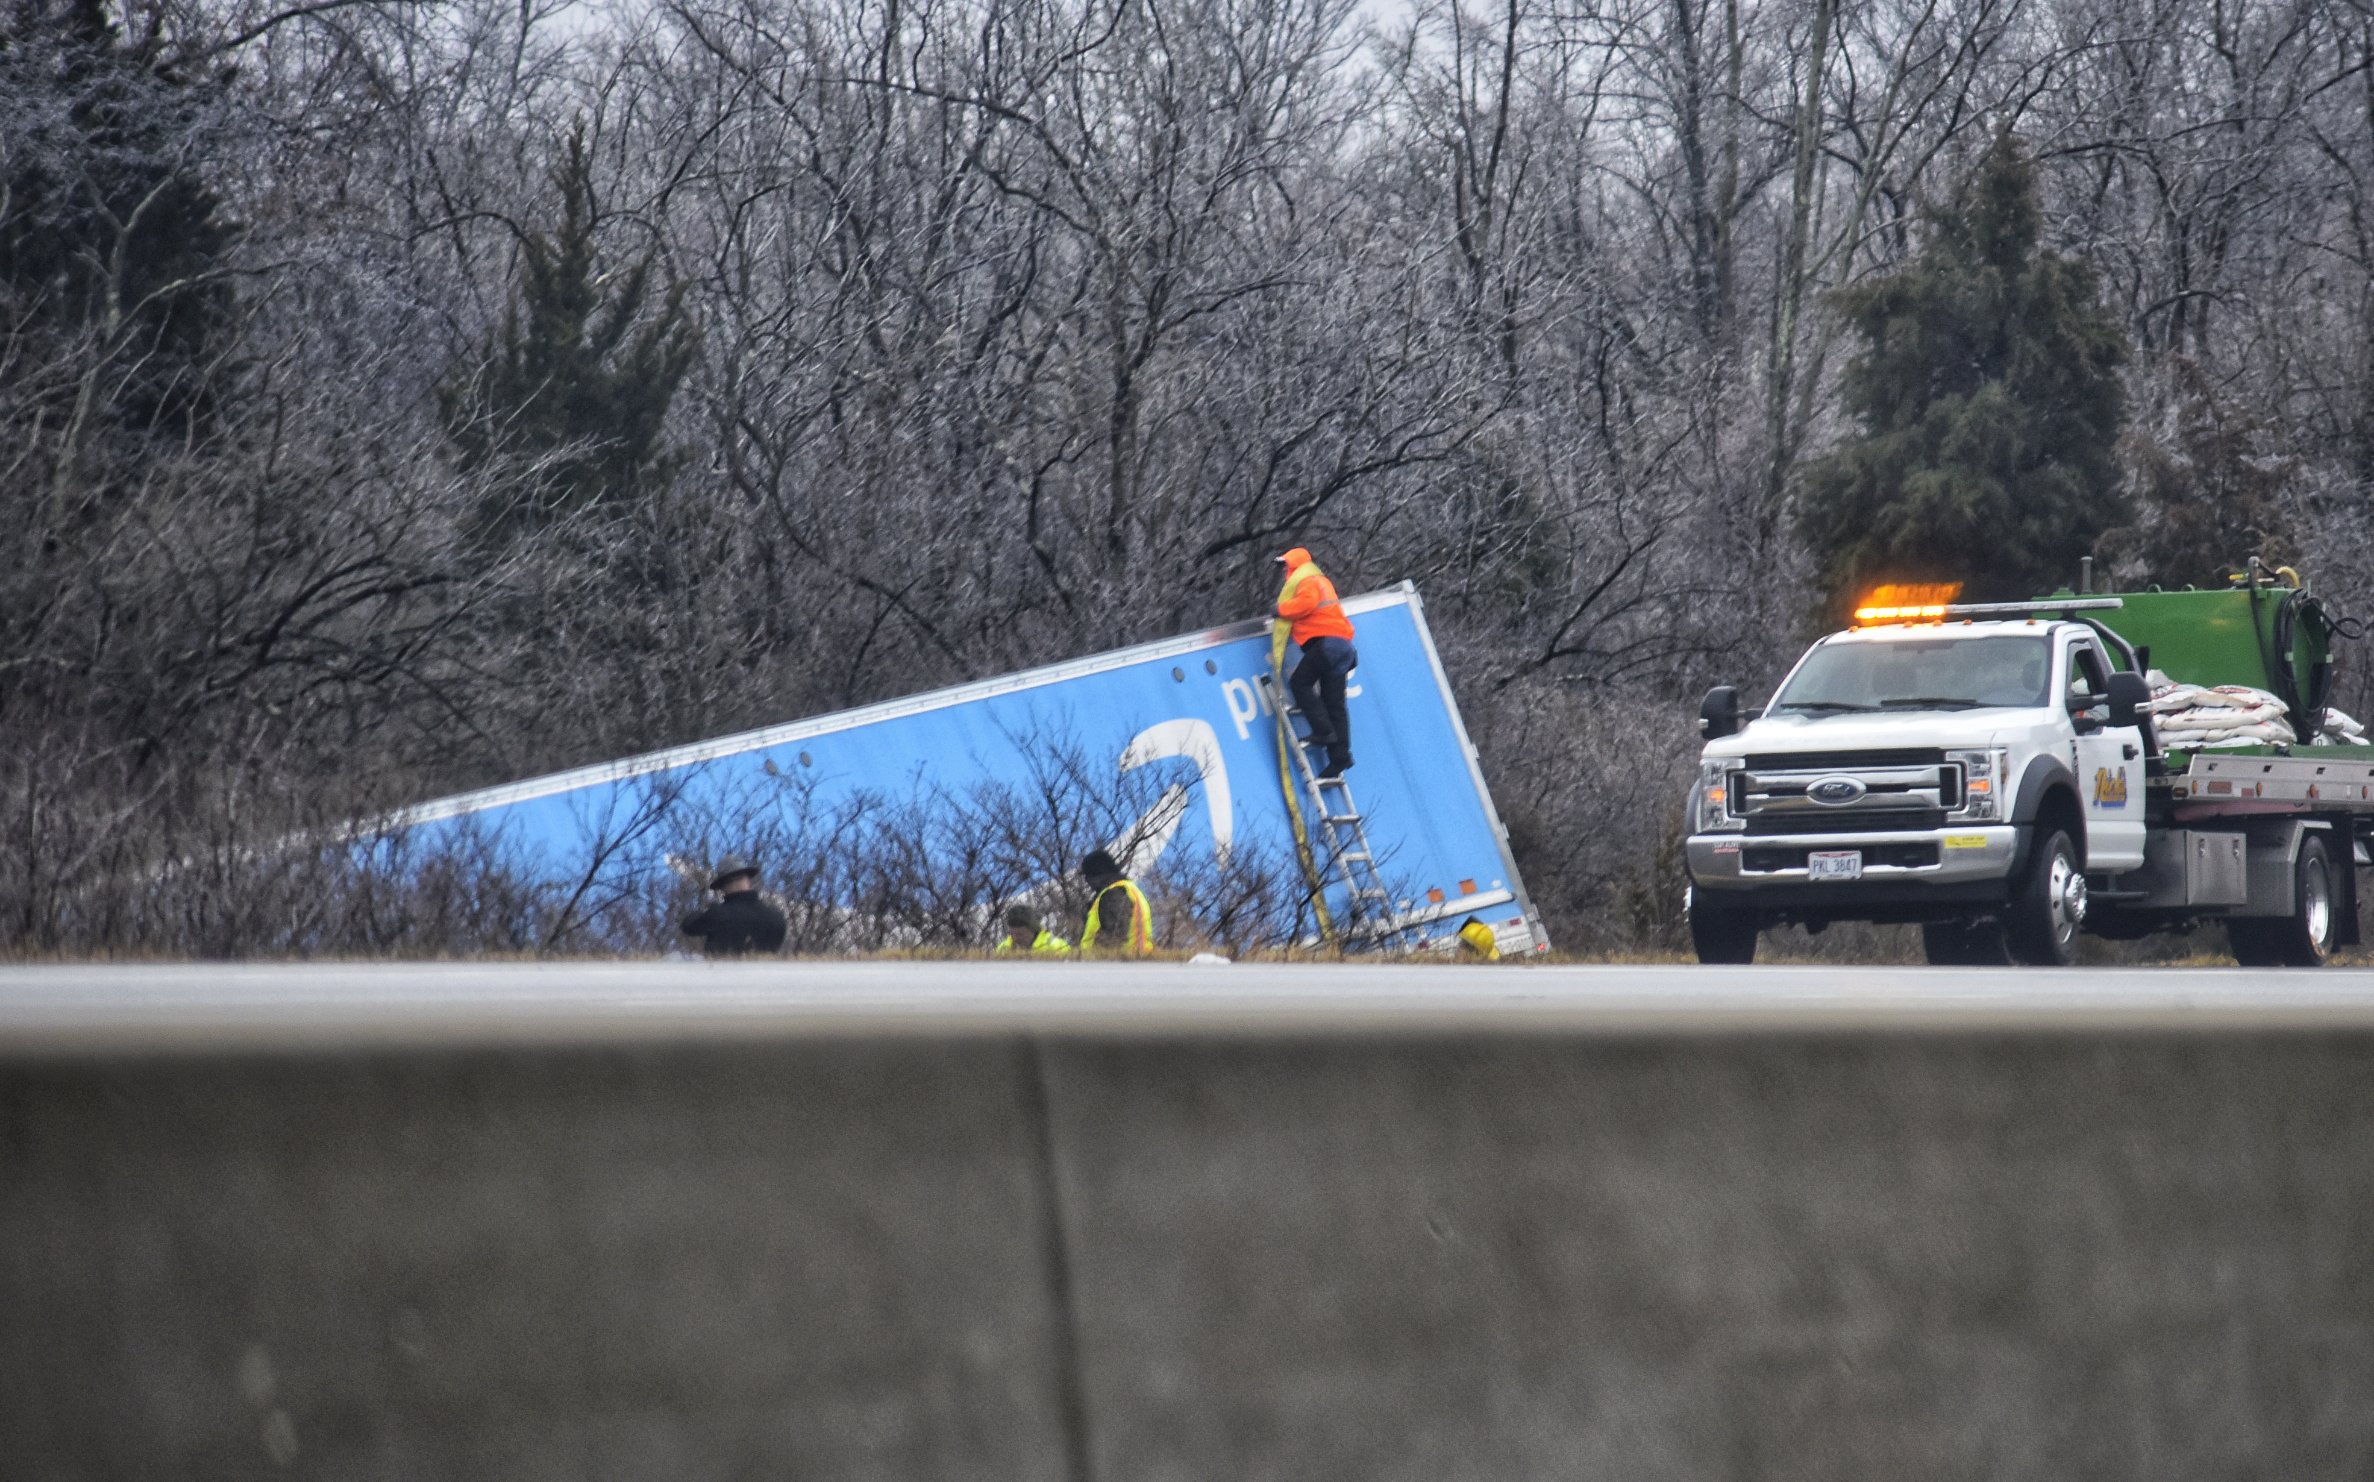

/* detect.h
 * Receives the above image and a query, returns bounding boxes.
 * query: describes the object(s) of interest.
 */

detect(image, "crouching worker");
[994,903,1072,955]
[680,856,788,958]
[1078,849,1154,956]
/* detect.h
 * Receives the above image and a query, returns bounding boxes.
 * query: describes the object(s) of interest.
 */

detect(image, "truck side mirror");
[2104,671,2150,730]
[1699,685,1741,741]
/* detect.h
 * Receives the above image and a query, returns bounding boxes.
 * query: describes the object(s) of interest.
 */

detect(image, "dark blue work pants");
[1289,636,1357,769]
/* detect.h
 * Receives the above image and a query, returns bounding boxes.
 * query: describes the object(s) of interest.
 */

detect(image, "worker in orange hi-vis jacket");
[1273,547,1359,777]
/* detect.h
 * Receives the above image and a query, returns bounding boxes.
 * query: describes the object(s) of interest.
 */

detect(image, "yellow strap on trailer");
[1270,619,1338,949]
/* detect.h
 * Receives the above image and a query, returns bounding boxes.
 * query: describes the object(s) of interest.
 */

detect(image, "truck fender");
[2008,754,2081,874]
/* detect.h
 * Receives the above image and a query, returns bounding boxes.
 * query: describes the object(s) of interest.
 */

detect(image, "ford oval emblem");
[1808,776,1867,806]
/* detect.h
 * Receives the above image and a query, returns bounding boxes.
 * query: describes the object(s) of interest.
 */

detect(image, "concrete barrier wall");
[8,1034,2374,1478]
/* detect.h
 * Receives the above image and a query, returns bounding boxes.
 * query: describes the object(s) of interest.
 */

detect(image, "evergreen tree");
[1795,134,2128,609]
[1,0,236,442]
[2099,356,2294,589]
[442,124,698,549]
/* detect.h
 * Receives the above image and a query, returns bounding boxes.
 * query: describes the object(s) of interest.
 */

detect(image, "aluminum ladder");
[1259,674,1406,947]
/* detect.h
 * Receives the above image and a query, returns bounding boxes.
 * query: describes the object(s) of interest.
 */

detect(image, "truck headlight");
[1946,747,2008,821]
[1695,759,1745,833]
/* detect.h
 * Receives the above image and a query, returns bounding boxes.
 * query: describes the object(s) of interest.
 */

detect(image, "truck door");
[2066,636,2146,871]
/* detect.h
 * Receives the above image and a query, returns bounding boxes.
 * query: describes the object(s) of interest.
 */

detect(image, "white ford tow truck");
[1684,573,2372,966]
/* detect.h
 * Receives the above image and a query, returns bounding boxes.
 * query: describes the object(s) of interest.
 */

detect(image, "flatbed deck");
[2159,747,2374,817]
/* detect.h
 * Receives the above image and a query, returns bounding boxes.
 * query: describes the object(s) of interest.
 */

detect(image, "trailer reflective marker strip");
[371,583,1549,950]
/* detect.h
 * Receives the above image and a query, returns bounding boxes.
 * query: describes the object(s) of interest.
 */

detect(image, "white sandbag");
[2209,684,2287,714]
[2159,703,2287,733]
[2145,670,2207,713]
[2158,701,2281,729]
[2142,671,2295,748]
[2161,714,2295,744]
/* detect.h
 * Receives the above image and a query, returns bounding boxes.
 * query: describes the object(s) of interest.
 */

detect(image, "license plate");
[1808,850,1863,881]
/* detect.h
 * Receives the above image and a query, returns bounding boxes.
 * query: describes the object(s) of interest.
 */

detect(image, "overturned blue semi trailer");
[371,583,1546,953]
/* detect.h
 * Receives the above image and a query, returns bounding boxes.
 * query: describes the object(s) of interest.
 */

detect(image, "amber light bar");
[1853,585,2125,626]
[1852,582,1963,624]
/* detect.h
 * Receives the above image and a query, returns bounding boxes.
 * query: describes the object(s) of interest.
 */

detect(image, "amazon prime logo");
[1808,776,1867,806]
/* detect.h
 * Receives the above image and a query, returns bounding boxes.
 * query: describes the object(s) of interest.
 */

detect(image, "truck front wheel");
[2228,835,2337,968]
[2006,829,2085,966]
[1690,900,1759,964]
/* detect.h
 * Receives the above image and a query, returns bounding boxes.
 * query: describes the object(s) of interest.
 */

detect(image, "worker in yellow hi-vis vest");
[1078,849,1154,955]
[994,903,1072,955]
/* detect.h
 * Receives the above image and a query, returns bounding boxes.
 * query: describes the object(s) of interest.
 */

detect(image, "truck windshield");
[1770,635,2051,715]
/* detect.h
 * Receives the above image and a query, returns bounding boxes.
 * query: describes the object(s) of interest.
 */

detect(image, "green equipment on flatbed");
[2051,563,2374,820]
[2084,563,2344,746]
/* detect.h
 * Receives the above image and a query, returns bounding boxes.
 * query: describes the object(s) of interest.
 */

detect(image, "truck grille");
[1725,749,1961,833]
[1743,809,1946,835]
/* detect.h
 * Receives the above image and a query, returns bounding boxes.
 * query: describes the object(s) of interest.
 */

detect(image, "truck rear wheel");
[2006,829,2085,967]
[1922,920,2011,966]
[2228,835,2336,968]
[1690,900,1759,964]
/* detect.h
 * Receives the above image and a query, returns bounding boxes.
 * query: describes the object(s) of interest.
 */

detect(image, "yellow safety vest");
[995,930,1072,955]
[1274,559,1354,647]
[1081,880,1154,955]
[1271,562,1313,651]
[1275,560,1318,607]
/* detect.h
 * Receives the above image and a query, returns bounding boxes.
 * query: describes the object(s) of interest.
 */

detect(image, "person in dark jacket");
[679,856,787,957]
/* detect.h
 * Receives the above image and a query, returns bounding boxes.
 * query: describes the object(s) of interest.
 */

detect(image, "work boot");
[1319,753,1353,779]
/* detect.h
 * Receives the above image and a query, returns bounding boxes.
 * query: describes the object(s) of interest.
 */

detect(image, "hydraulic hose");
[2298,592,2357,733]
[2242,577,2303,744]
[2279,590,2308,735]
[2267,587,2329,742]
[2238,563,2354,746]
